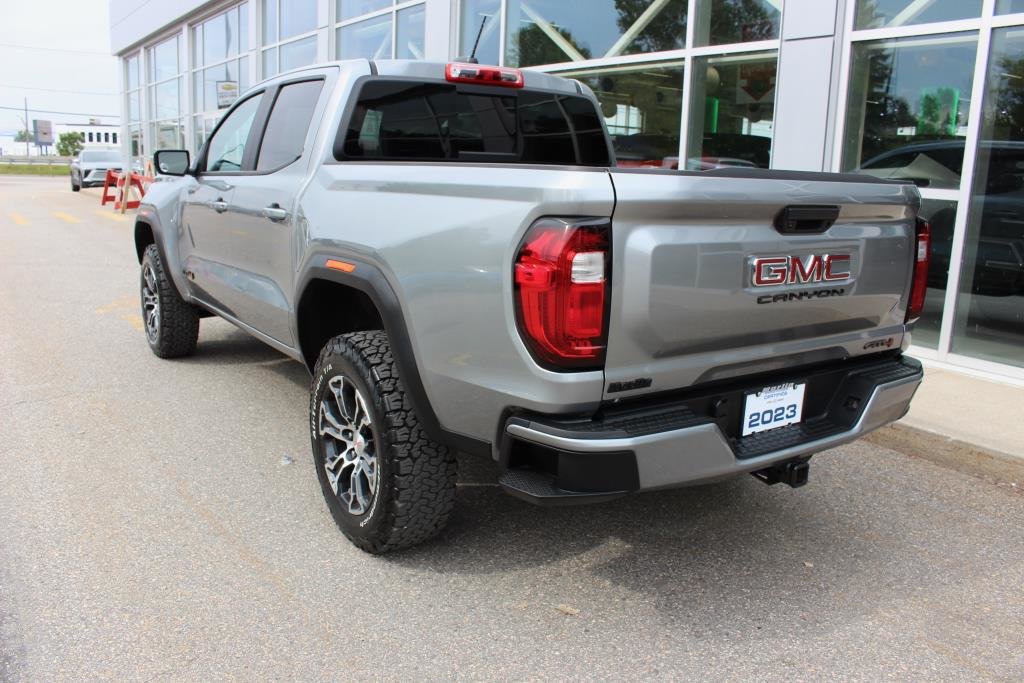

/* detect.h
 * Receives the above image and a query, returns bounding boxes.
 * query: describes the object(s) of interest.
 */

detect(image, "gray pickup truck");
[135,60,927,553]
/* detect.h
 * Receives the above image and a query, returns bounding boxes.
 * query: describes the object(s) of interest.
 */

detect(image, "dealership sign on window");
[216,81,239,108]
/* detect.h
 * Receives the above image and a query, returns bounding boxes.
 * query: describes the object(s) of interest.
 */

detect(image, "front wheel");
[310,331,457,554]
[140,244,200,358]
[70,173,80,192]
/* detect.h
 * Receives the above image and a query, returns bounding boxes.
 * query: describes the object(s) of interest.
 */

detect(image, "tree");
[14,129,31,142]
[56,131,85,157]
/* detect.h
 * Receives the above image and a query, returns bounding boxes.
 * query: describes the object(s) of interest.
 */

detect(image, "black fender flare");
[295,254,491,458]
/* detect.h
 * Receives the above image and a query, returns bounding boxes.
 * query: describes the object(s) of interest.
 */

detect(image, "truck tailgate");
[604,168,920,399]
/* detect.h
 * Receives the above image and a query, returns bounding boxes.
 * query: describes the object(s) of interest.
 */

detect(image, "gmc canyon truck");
[135,60,927,553]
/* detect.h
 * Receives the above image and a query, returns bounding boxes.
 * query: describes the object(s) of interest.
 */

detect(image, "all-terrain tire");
[140,244,200,358]
[310,331,457,554]
[70,174,80,192]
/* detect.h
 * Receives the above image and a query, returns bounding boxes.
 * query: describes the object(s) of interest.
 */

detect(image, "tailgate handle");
[774,205,840,234]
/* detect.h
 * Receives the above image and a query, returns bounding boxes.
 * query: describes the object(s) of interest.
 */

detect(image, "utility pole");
[24,97,30,156]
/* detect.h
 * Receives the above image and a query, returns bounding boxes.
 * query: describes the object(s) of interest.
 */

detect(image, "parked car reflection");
[857,140,1024,334]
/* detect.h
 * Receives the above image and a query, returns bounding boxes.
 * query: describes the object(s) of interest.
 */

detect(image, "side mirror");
[153,149,190,176]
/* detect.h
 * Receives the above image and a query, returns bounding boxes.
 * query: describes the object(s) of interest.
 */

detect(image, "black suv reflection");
[858,140,1024,301]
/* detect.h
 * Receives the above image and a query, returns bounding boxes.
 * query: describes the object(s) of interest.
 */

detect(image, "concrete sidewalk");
[868,362,1023,485]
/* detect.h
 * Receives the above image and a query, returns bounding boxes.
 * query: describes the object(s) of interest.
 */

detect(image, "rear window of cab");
[335,79,611,167]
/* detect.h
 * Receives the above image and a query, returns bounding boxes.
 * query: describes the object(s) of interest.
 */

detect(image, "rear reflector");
[906,217,931,324]
[445,63,524,88]
[514,218,610,370]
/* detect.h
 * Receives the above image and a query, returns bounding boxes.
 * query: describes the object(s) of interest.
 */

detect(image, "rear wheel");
[140,244,200,358]
[310,331,457,554]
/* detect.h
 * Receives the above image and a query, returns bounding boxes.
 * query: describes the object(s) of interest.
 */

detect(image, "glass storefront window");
[951,27,1024,368]
[338,0,391,22]
[149,36,179,83]
[460,0,500,64]
[562,61,684,168]
[126,55,139,90]
[503,0,687,68]
[194,57,249,112]
[337,14,392,59]
[841,32,978,189]
[687,52,776,168]
[280,36,318,71]
[151,79,180,120]
[854,0,982,30]
[396,5,426,60]
[281,0,318,40]
[693,0,781,47]
[128,91,141,123]
[997,0,1024,14]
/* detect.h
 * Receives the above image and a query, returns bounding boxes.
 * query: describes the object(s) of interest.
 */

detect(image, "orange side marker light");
[326,259,356,273]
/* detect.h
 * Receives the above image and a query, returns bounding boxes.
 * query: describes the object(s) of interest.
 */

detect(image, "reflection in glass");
[263,0,278,43]
[952,28,1024,367]
[504,0,687,68]
[396,5,426,60]
[129,91,141,123]
[997,0,1024,14]
[281,0,318,40]
[693,0,780,47]
[842,33,978,189]
[854,0,982,29]
[914,198,959,349]
[263,47,278,78]
[337,14,393,59]
[150,37,179,82]
[562,61,684,168]
[280,36,317,71]
[151,79,180,120]
[687,52,775,168]
[196,58,247,112]
[152,121,185,152]
[338,0,391,22]
[460,0,500,65]
[126,55,139,90]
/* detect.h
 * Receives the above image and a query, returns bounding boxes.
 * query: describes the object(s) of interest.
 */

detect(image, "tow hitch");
[752,457,811,488]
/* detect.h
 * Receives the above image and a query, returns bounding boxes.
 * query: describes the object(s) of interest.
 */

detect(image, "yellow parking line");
[52,211,81,224]
[94,210,128,223]
[9,212,29,226]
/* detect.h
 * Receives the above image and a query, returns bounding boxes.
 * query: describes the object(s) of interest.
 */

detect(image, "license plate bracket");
[742,382,806,437]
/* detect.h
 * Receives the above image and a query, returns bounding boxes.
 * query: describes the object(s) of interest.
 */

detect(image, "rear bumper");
[500,355,922,503]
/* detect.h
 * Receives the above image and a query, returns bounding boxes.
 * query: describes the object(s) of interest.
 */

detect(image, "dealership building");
[109,0,1024,380]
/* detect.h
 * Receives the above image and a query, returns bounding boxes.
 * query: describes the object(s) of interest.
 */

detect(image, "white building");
[53,121,121,150]
[109,0,1024,380]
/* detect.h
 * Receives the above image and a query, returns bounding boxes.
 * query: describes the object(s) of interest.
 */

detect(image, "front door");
[179,91,265,317]
[216,77,327,346]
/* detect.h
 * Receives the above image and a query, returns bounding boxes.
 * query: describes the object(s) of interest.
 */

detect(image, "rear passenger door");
[218,76,327,346]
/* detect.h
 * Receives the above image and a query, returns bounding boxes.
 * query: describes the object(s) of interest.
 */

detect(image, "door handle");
[263,204,288,222]
[212,199,228,213]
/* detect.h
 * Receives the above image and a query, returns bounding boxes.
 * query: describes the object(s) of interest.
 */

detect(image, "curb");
[864,422,1023,487]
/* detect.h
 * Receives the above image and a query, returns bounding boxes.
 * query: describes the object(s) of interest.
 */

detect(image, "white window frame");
[832,0,1024,383]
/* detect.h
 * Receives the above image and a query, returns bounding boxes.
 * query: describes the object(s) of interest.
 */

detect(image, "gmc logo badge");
[752,254,852,287]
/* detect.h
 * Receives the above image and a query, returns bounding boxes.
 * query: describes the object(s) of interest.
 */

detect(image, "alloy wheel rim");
[318,375,378,516]
[141,263,160,344]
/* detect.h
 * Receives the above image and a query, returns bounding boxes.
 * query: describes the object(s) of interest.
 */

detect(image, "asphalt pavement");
[1,176,1022,681]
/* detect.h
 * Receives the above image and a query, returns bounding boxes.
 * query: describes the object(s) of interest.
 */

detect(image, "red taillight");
[514,219,610,369]
[445,62,525,88]
[906,217,931,323]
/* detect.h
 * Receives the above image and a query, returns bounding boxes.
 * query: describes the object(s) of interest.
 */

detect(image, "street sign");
[33,119,53,145]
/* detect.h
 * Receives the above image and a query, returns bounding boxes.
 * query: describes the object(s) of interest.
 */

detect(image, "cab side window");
[205,93,263,172]
[256,80,324,171]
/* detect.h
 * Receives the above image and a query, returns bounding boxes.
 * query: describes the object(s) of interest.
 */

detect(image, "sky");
[0,0,121,135]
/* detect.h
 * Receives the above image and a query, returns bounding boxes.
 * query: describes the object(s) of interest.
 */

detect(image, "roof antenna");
[458,16,487,64]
